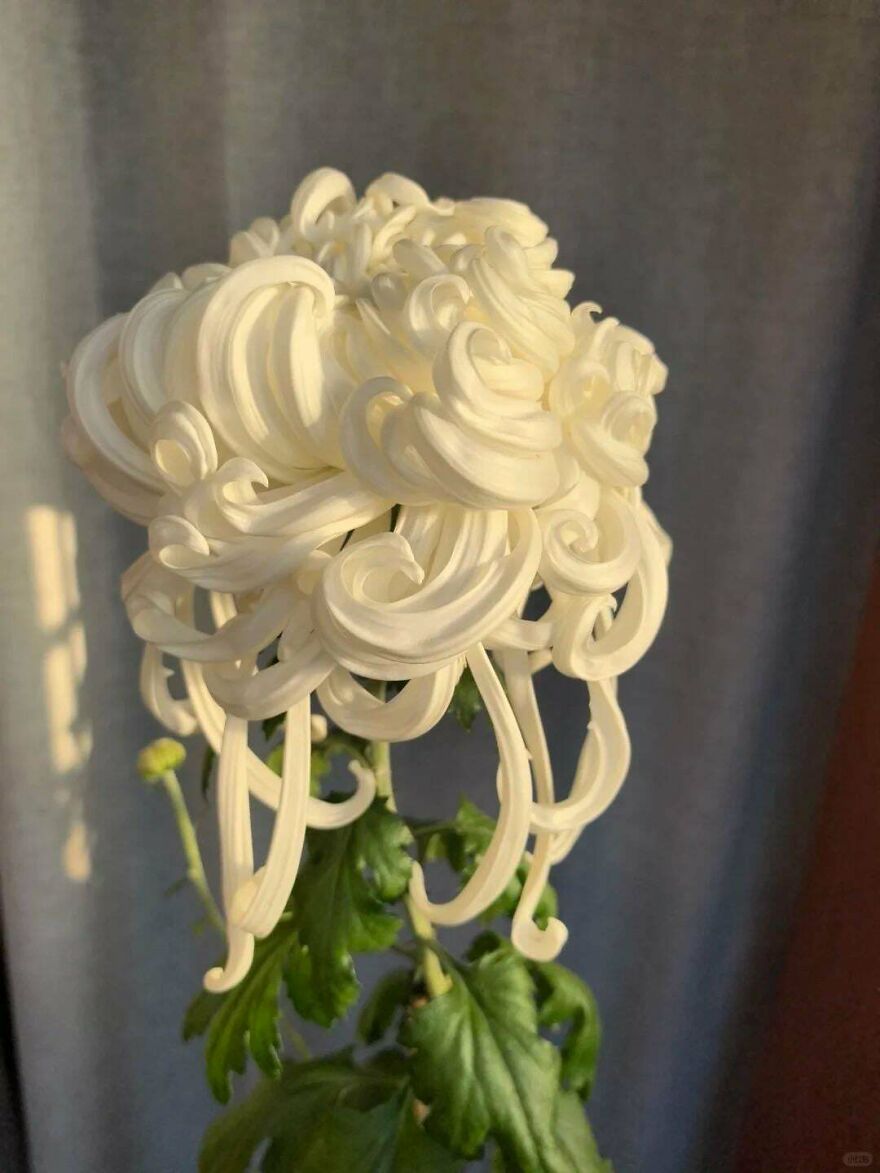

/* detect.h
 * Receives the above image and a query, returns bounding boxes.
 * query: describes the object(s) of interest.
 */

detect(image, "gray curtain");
[1,2,878,1171]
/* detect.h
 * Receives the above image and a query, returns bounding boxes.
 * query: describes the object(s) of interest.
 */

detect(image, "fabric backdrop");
[1,2,878,1171]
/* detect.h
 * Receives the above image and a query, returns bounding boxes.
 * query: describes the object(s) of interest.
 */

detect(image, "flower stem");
[368,737,451,999]
[158,769,225,935]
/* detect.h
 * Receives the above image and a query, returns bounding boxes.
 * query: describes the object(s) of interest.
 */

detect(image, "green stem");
[368,737,451,999]
[159,769,225,935]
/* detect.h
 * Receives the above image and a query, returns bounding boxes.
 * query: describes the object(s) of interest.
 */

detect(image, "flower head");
[64,168,670,990]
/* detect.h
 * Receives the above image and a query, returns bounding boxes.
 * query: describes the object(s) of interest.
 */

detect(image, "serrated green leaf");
[530,960,601,1100]
[285,941,357,1029]
[358,967,414,1044]
[197,1053,400,1173]
[186,924,297,1103]
[285,799,413,1027]
[404,945,570,1170]
[450,666,483,731]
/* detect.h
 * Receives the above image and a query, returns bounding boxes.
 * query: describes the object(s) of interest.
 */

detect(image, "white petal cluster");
[64,168,670,990]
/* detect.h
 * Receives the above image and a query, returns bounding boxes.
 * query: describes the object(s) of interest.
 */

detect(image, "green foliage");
[184,798,413,1098]
[415,798,558,926]
[261,711,286,742]
[266,729,370,796]
[552,1091,614,1173]
[285,798,413,1027]
[491,1092,612,1173]
[180,692,613,1171]
[183,925,298,1104]
[198,1052,408,1173]
[449,666,483,731]
[530,959,602,1100]
[403,944,609,1171]
[199,1052,461,1173]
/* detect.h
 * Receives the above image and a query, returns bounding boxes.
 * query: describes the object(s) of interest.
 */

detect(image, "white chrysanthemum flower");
[63,168,670,991]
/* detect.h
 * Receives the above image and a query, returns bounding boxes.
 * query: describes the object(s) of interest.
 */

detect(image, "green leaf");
[418,799,557,927]
[358,967,414,1044]
[197,1052,401,1173]
[198,1053,460,1173]
[185,924,297,1103]
[530,960,602,1100]
[491,1092,612,1173]
[286,799,413,1027]
[182,986,223,1041]
[553,1090,613,1172]
[404,945,571,1170]
[449,666,483,731]
[324,1091,463,1172]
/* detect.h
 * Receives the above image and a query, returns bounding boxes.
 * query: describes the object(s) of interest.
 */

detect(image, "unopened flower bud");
[137,738,186,780]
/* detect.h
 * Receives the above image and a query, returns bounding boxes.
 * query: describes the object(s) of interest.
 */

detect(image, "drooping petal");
[318,661,462,741]
[407,644,533,926]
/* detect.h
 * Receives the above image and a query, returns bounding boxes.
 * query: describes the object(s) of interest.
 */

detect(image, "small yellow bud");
[137,738,186,780]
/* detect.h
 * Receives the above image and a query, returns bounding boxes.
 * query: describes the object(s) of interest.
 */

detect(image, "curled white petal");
[204,715,255,992]
[230,700,311,937]
[139,644,197,736]
[552,502,669,680]
[313,507,541,678]
[497,649,568,961]
[318,661,462,741]
[63,167,670,989]
[408,644,533,926]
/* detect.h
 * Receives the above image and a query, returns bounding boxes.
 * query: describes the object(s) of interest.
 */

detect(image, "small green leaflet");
[416,798,558,926]
[404,945,575,1171]
[183,924,297,1104]
[267,729,370,795]
[198,1053,460,1173]
[530,959,602,1100]
[449,666,483,731]
[286,798,413,1027]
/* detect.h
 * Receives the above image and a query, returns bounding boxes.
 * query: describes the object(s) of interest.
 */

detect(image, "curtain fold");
[1,2,878,1171]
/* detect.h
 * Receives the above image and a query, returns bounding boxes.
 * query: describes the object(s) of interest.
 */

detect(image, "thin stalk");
[158,769,225,935]
[368,737,451,998]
